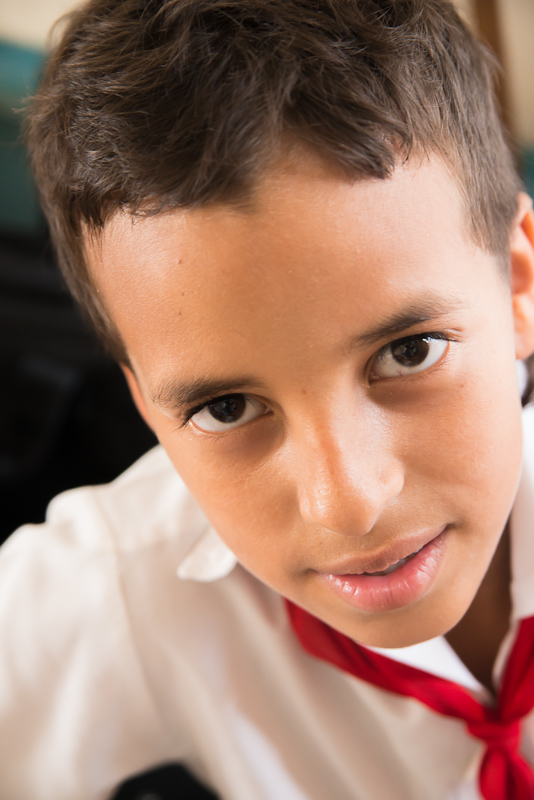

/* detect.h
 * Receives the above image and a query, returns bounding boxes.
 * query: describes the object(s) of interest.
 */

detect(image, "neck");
[445,526,512,696]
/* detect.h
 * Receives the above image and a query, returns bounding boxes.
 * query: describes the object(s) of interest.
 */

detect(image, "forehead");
[85,153,488,384]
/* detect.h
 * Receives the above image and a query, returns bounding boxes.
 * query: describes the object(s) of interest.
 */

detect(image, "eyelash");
[370,330,454,380]
[180,402,213,429]
[179,331,455,430]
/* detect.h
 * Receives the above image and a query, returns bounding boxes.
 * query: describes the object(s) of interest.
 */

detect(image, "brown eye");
[372,336,448,379]
[390,338,430,367]
[207,394,246,423]
[190,394,267,433]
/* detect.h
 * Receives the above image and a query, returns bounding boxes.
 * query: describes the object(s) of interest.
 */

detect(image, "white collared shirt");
[1,410,534,800]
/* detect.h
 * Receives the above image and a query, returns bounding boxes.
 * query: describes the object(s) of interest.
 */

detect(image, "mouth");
[317,528,448,614]
[360,546,424,576]
[323,527,443,576]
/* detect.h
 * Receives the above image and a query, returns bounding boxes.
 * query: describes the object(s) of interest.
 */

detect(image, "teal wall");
[0,39,45,237]
[524,149,534,199]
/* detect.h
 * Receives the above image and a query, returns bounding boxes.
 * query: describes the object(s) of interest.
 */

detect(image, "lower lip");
[318,531,448,614]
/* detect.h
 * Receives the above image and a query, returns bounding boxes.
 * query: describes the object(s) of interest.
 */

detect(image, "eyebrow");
[152,293,467,411]
[153,376,267,411]
[347,293,467,350]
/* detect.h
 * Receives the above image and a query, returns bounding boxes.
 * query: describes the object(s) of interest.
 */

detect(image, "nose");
[294,414,404,537]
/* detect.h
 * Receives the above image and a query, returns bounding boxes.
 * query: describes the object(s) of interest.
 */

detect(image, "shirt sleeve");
[0,489,172,800]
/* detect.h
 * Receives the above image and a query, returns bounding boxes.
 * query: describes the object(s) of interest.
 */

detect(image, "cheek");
[166,438,293,571]
[410,359,523,521]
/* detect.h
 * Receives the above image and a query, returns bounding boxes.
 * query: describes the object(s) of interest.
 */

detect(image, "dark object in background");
[0,234,157,542]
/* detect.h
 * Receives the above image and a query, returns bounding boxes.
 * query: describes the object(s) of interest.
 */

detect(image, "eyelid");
[377,330,453,354]
[369,330,455,381]
[181,393,268,433]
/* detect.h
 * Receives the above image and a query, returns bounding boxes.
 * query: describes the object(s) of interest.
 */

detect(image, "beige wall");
[0,0,78,48]
[453,0,534,147]
[0,0,532,144]
[500,0,534,147]
[454,0,477,28]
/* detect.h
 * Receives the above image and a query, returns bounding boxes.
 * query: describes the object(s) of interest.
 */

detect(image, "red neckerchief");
[286,600,534,800]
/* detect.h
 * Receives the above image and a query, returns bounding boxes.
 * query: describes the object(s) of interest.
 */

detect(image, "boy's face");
[88,153,534,648]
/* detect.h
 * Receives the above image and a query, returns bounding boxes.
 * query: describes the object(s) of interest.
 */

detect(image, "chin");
[334,600,465,649]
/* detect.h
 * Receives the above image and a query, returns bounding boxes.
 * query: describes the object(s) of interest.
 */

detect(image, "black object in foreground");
[112,763,219,800]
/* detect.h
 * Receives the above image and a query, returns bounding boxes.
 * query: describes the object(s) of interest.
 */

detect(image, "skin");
[87,152,534,687]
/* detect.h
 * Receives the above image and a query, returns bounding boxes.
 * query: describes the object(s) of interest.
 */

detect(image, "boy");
[2,0,534,797]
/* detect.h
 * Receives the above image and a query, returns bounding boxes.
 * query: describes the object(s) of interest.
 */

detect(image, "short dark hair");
[26,0,522,364]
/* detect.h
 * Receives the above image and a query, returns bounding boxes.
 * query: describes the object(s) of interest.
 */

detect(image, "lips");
[322,528,443,577]
[316,528,448,614]
[362,547,423,576]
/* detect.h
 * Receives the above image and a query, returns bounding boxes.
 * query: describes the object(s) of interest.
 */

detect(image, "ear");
[121,365,155,431]
[510,193,534,360]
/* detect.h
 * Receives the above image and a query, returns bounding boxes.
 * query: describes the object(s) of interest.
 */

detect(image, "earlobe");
[510,193,534,360]
[121,365,155,431]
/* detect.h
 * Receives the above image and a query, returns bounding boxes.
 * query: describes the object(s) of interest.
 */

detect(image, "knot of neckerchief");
[285,600,534,800]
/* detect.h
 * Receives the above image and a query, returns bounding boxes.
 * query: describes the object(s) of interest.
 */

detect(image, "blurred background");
[0,0,532,798]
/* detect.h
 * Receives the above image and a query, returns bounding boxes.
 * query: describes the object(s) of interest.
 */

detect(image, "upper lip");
[317,527,447,576]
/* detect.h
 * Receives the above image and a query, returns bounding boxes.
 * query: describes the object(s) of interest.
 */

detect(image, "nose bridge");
[293,408,403,537]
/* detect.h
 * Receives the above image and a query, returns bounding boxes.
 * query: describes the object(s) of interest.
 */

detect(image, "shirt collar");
[176,523,238,582]
[509,403,534,619]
